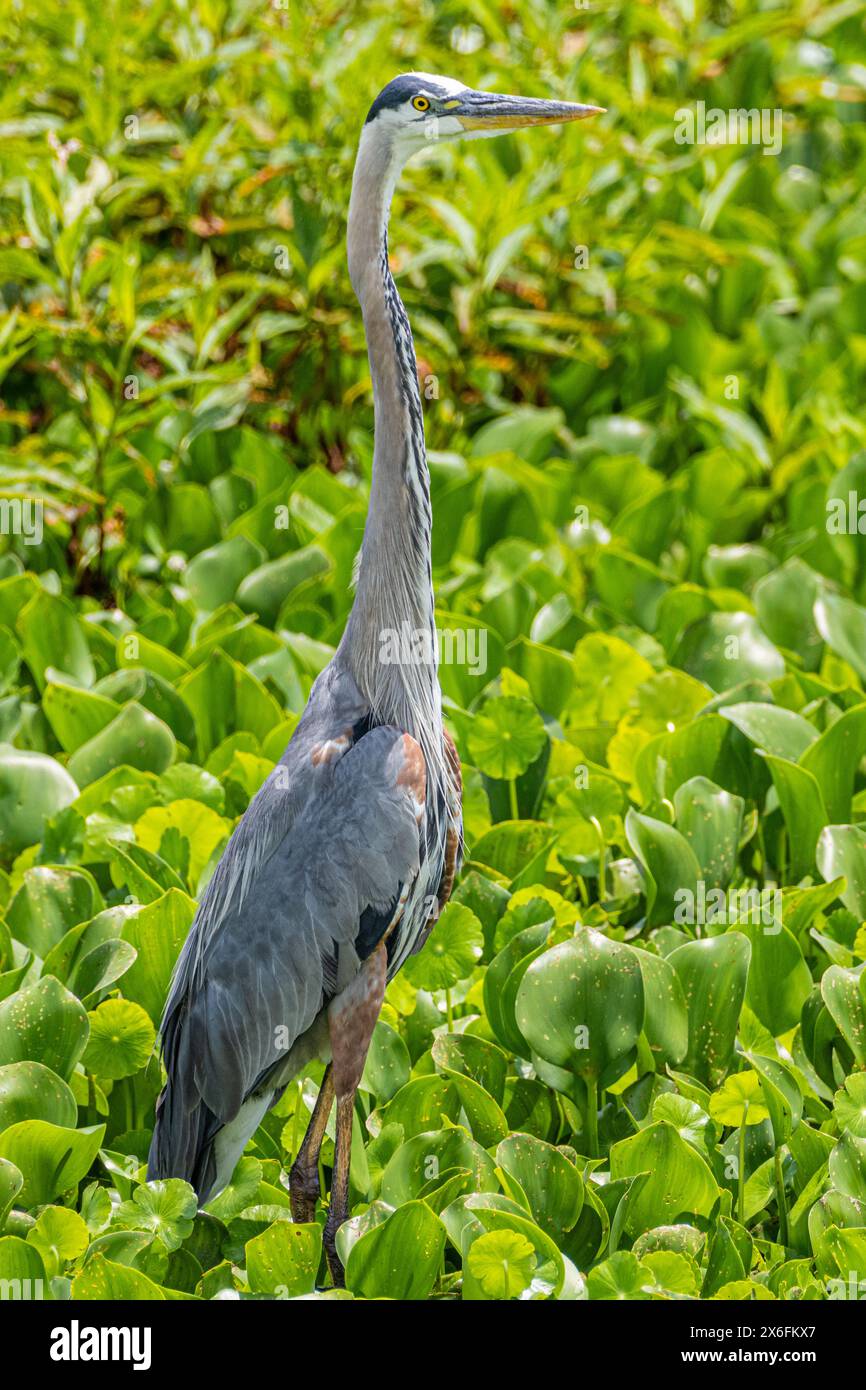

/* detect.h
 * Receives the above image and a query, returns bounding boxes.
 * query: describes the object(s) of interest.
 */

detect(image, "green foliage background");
[1,0,866,1301]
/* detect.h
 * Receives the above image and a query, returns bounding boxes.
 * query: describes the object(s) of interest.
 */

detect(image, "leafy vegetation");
[1,0,866,1301]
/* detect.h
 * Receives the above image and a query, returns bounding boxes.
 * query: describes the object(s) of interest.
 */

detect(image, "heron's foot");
[289,1161,320,1225]
[323,1213,346,1288]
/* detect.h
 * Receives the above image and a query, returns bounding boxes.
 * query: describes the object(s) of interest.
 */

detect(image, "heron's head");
[364,72,603,156]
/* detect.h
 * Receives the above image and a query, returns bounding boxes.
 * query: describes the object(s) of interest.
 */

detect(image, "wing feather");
[149,723,426,1197]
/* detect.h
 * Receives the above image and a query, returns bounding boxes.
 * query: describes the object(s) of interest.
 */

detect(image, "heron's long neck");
[341,129,441,749]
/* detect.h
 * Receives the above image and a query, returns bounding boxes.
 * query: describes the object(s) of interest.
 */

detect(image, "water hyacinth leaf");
[814,593,866,682]
[71,1253,165,1300]
[120,889,197,1024]
[668,933,751,1087]
[800,704,866,825]
[640,1248,700,1297]
[246,1220,322,1296]
[72,937,139,1003]
[610,1122,719,1236]
[235,545,330,627]
[586,1249,650,1300]
[470,821,556,882]
[16,589,95,691]
[483,920,551,1057]
[67,703,176,787]
[467,696,547,780]
[0,1061,77,1130]
[374,1076,458,1142]
[633,949,688,1067]
[515,929,644,1088]
[834,1073,866,1138]
[673,777,744,890]
[753,559,822,668]
[361,1021,411,1103]
[431,1033,508,1106]
[185,535,264,612]
[0,1158,23,1228]
[42,681,121,753]
[740,918,812,1038]
[763,756,827,882]
[673,613,785,692]
[0,1235,46,1293]
[708,1071,768,1127]
[509,638,575,720]
[204,1157,262,1224]
[495,1133,583,1240]
[403,903,483,991]
[0,1121,104,1207]
[27,1205,90,1270]
[821,965,866,1067]
[6,865,100,958]
[345,1200,445,1301]
[134,800,231,890]
[719,703,818,761]
[625,809,702,929]
[651,1094,712,1152]
[0,747,78,855]
[744,1052,802,1145]
[379,1127,498,1208]
[0,976,89,1080]
[817,826,866,919]
[460,1205,565,1300]
[829,1131,866,1204]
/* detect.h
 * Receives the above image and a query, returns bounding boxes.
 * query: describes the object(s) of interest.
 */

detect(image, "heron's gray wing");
[149,724,426,1193]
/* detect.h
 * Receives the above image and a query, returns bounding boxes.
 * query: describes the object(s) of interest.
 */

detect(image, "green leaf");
[83,999,155,1079]
[515,929,644,1087]
[114,1179,199,1253]
[610,1122,719,1235]
[719,702,818,760]
[817,825,866,919]
[468,696,546,780]
[834,1073,866,1138]
[625,809,702,929]
[495,1133,583,1240]
[246,1220,322,1296]
[345,1200,446,1300]
[673,613,785,693]
[669,932,751,1086]
[814,593,866,682]
[0,747,78,854]
[673,777,744,891]
[0,1061,77,1130]
[708,1071,768,1127]
[71,1252,165,1300]
[466,1228,535,1299]
[0,976,89,1080]
[403,903,483,991]
[120,889,197,1023]
[0,1120,104,1207]
[67,703,176,786]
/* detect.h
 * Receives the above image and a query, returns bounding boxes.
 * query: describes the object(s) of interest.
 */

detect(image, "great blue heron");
[148,73,602,1285]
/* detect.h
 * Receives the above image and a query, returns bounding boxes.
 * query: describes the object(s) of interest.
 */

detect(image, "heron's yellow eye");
[412,95,430,112]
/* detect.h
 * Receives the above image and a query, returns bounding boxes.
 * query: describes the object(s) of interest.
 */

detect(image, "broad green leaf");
[515,929,644,1088]
[345,1200,445,1301]
[669,933,751,1086]
[0,1121,104,1207]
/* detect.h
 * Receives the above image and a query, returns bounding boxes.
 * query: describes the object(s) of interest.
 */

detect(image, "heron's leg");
[290,1064,334,1224]
[323,943,387,1286]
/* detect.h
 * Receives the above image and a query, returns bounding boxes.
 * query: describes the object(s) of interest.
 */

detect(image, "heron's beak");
[452,91,604,134]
